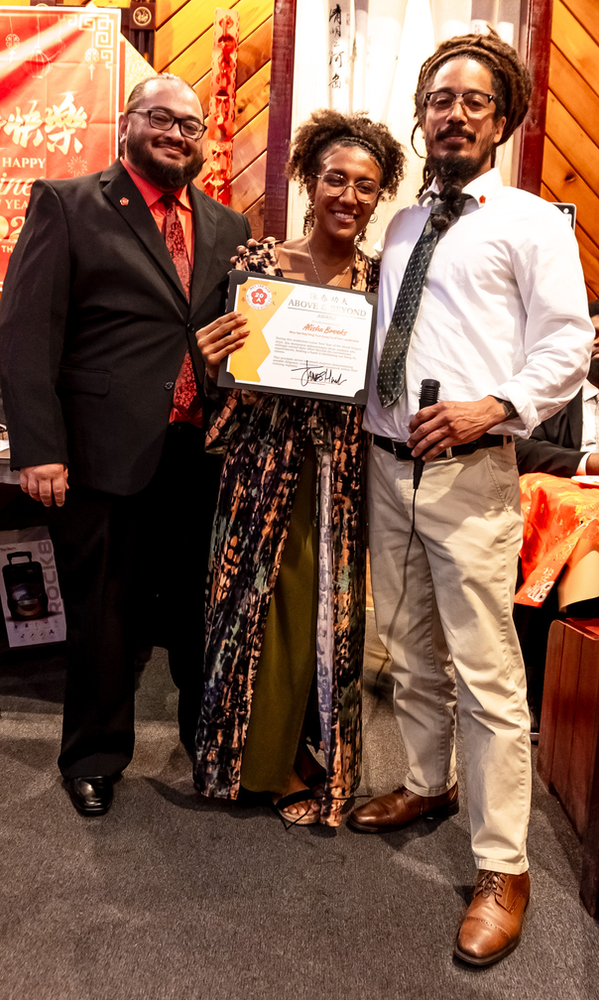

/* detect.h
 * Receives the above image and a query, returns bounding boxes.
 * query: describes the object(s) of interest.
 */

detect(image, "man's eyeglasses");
[314,172,380,203]
[127,108,207,140]
[425,90,496,115]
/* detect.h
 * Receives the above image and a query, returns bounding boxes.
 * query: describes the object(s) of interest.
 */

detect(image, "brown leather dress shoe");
[347,782,459,833]
[454,870,530,967]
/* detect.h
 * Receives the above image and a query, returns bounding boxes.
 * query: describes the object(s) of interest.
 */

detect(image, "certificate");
[218,272,378,405]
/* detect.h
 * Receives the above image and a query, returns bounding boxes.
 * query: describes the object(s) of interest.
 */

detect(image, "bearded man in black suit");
[0,74,250,815]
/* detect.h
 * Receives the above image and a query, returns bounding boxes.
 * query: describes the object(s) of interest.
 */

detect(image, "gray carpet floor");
[1,613,598,1000]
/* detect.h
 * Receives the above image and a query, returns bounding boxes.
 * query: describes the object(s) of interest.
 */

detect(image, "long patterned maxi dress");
[194,243,379,826]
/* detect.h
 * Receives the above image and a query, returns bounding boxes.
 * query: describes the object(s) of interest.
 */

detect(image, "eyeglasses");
[127,108,207,140]
[314,172,380,203]
[425,90,496,115]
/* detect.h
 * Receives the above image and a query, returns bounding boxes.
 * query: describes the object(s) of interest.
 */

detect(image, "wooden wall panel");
[562,0,599,44]
[232,107,269,175]
[541,0,599,299]
[156,0,188,28]
[548,45,599,148]
[156,0,274,233]
[156,0,271,79]
[232,62,270,131]
[543,140,599,232]
[545,93,599,198]
[230,153,266,212]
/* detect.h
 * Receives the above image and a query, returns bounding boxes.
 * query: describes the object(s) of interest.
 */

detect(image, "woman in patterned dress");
[193,110,405,826]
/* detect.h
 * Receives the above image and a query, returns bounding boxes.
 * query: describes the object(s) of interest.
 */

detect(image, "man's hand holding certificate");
[218,272,378,405]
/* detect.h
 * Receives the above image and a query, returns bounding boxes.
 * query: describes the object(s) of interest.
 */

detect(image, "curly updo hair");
[286,108,406,199]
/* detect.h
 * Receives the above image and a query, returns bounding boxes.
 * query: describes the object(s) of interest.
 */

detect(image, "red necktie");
[161,195,203,427]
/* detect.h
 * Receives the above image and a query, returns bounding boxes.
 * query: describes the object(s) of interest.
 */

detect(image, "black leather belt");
[372,432,513,461]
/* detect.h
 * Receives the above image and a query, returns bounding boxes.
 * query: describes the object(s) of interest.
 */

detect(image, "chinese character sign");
[328,1,351,109]
[0,7,121,288]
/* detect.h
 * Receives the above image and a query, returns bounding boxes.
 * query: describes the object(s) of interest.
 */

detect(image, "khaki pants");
[367,441,530,874]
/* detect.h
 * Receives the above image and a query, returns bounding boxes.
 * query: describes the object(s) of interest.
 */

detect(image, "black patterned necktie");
[376,194,470,408]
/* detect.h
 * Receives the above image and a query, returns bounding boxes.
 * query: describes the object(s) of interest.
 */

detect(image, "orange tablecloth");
[515,473,599,606]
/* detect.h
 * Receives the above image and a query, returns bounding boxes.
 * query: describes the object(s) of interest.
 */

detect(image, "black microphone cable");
[373,379,440,698]
[404,378,440,562]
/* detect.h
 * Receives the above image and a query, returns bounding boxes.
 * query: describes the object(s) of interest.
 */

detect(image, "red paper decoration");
[202,8,239,205]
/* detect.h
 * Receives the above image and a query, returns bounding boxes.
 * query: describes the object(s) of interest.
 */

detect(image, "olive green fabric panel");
[240,447,318,795]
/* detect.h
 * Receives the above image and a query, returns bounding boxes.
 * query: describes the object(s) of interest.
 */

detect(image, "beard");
[427,128,498,190]
[125,131,204,190]
[424,129,498,233]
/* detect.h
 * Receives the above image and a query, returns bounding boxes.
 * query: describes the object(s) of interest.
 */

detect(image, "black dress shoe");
[65,776,114,816]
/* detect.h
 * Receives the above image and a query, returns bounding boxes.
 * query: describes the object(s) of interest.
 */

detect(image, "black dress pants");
[49,424,221,778]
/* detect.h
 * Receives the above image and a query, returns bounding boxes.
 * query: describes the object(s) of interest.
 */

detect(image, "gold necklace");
[307,237,354,286]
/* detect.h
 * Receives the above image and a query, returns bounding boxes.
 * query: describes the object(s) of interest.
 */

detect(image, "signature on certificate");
[292,362,347,387]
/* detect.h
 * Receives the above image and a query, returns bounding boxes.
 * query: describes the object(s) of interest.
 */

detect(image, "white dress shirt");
[364,168,593,441]
[577,380,599,474]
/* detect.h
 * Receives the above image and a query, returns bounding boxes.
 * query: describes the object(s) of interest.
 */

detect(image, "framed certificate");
[218,272,378,405]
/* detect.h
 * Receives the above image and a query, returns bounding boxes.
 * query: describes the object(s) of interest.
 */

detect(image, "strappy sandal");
[296,744,327,796]
[272,788,320,826]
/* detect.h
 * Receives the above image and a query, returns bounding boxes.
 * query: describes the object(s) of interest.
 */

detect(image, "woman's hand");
[196,311,249,381]
[231,238,259,265]
[230,235,276,264]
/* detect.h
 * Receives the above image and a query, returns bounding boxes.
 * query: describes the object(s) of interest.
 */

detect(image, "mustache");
[436,126,475,142]
[154,138,187,150]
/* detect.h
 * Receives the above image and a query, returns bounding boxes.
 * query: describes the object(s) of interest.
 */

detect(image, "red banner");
[0,6,121,288]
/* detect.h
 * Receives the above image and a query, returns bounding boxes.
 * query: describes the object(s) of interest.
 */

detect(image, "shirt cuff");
[577,452,592,475]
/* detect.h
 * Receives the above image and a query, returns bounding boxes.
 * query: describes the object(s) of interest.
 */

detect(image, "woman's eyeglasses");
[314,172,380,203]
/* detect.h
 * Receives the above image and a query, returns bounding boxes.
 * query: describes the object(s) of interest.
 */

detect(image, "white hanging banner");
[327,0,353,110]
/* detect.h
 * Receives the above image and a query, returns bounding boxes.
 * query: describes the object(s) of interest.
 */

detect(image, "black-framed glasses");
[425,90,496,115]
[128,108,207,140]
[314,172,380,203]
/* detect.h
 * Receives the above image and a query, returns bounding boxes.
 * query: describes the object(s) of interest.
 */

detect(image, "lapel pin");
[120,197,129,206]
[479,195,486,205]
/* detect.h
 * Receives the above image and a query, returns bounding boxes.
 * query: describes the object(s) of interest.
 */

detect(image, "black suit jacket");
[0,160,250,495]
[515,390,584,477]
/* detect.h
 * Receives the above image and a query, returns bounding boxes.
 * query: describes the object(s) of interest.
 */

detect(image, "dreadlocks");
[413,28,532,229]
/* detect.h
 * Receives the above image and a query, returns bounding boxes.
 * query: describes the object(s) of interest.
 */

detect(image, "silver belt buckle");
[391,439,401,460]
[444,446,453,459]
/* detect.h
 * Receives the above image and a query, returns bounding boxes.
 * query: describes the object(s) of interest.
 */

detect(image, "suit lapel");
[100,161,188,304]
[189,184,218,309]
[570,388,584,450]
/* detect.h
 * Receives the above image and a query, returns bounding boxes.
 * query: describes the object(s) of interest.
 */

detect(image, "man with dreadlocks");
[348,30,593,965]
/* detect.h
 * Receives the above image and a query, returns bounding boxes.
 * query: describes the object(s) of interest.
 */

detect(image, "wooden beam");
[263,0,296,240]
[514,0,554,194]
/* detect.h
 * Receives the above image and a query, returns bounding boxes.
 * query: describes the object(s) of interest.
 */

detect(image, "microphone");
[413,378,440,490]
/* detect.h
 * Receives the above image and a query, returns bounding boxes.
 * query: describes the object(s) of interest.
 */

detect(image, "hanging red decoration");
[202,8,239,206]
